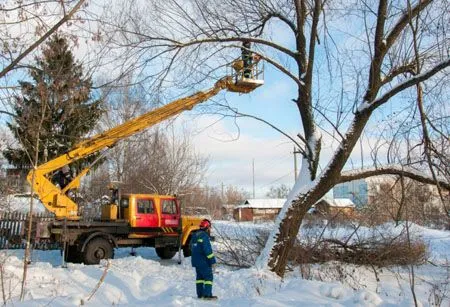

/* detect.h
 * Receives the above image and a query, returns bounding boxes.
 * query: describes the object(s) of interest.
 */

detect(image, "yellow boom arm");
[27,75,262,219]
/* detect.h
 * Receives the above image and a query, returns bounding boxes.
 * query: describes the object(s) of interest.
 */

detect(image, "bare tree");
[94,76,149,189]
[266,184,290,198]
[148,115,206,197]
[179,184,247,218]
[89,79,208,200]
[224,185,248,206]
[92,0,449,277]
[180,185,223,218]
[364,177,449,228]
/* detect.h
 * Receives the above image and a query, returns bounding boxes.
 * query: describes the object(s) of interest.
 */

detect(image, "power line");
[255,170,294,194]
[253,153,292,171]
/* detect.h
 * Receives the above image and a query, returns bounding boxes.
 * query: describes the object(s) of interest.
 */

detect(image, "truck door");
[160,198,180,232]
[135,197,158,228]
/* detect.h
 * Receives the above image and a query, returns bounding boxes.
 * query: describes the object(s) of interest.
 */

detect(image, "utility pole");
[293,147,301,182]
[252,158,255,198]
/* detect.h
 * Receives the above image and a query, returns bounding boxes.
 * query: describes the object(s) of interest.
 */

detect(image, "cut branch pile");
[290,236,427,267]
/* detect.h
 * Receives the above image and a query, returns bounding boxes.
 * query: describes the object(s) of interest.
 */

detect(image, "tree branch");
[0,0,56,12]
[269,12,297,34]
[305,0,322,89]
[339,166,450,191]
[381,62,417,86]
[0,0,87,79]
[119,33,298,59]
[364,0,387,101]
[385,0,433,49]
[364,0,433,102]
[294,0,307,72]
[0,110,16,118]
[215,103,305,151]
[246,49,303,87]
[374,0,388,52]
[366,58,450,112]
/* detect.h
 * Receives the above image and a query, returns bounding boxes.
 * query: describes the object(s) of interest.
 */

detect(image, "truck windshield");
[162,199,177,214]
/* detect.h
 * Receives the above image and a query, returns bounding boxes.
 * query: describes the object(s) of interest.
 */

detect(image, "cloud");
[174,109,392,198]
[176,114,296,197]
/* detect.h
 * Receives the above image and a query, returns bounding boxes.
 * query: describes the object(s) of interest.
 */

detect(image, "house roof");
[235,198,286,209]
[235,197,355,210]
[318,198,355,208]
[333,198,356,207]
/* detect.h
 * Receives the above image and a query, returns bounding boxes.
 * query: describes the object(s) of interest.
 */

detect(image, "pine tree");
[4,34,103,169]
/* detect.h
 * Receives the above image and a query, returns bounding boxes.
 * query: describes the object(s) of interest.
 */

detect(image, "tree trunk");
[260,111,372,277]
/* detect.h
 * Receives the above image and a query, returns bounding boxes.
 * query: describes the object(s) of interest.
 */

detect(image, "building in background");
[234,196,356,222]
[333,179,368,207]
[314,198,356,216]
[234,198,286,222]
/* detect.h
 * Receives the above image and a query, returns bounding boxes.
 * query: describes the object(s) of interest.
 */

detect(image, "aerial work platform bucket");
[227,77,264,93]
[227,57,264,93]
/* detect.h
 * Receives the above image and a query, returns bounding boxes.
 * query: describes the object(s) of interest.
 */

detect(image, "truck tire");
[83,237,114,265]
[155,247,177,259]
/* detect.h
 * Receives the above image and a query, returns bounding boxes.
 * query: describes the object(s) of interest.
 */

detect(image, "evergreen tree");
[4,34,103,169]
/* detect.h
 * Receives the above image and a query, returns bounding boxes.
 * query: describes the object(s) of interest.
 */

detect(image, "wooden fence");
[0,212,59,250]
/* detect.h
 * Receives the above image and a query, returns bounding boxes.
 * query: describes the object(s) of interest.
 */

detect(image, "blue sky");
[181,63,303,197]
[177,63,362,197]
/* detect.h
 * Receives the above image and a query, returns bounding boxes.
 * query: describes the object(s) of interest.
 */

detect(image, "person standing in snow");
[190,219,217,299]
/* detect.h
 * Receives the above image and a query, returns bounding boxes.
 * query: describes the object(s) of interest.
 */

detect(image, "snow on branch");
[366,58,450,112]
[339,165,450,191]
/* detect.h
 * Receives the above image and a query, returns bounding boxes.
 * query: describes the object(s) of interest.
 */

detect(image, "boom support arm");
[27,76,237,219]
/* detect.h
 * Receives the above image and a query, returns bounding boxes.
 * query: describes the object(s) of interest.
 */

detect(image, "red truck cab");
[119,194,180,233]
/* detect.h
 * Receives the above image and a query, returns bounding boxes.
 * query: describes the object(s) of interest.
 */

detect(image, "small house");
[233,198,286,222]
[314,198,355,216]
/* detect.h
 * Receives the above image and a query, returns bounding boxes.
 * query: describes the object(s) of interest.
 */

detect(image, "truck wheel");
[83,238,114,265]
[155,247,177,259]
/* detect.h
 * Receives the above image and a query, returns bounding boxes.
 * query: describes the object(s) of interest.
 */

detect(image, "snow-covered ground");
[0,221,448,306]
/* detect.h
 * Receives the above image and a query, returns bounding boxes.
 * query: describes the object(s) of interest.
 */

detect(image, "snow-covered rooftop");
[316,198,356,208]
[236,198,286,209]
[332,198,355,208]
